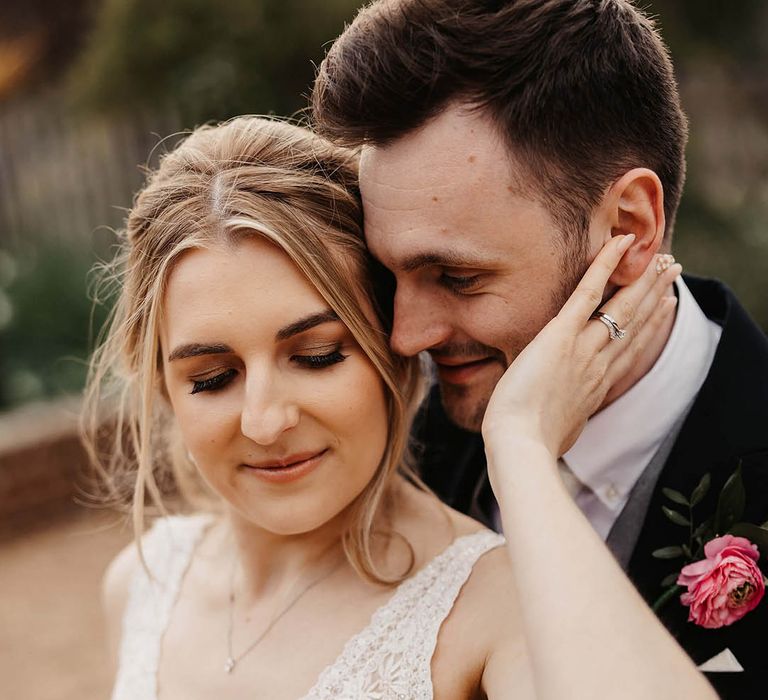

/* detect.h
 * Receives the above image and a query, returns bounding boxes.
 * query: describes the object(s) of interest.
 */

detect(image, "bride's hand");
[482,234,682,461]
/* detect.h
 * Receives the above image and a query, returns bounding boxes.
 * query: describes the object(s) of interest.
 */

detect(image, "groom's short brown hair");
[312,0,688,240]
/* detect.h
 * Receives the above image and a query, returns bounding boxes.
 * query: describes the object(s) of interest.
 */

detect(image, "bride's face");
[160,236,389,535]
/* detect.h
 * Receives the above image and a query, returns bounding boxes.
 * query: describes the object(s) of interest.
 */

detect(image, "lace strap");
[303,529,505,700]
[110,515,210,700]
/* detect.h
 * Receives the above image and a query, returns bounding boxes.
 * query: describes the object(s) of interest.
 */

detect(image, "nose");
[240,372,299,445]
[390,286,451,356]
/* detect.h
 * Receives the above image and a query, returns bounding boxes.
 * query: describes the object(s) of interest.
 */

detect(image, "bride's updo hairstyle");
[83,117,425,584]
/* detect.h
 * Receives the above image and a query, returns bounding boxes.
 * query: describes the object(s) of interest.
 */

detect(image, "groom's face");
[361,105,591,431]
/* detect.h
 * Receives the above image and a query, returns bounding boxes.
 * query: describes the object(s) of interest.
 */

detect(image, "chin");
[441,390,489,433]
[438,366,503,433]
[227,490,360,537]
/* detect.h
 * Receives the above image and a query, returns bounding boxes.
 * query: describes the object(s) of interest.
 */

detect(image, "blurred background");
[0,1,766,698]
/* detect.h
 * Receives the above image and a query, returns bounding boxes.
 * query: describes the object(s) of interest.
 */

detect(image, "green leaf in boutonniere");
[692,517,714,544]
[652,545,685,560]
[662,506,691,527]
[714,462,745,535]
[660,572,679,587]
[652,584,683,613]
[661,488,689,507]
[690,473,711,507]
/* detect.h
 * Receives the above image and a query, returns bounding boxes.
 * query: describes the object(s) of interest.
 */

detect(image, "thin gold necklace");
[224,552,344,674]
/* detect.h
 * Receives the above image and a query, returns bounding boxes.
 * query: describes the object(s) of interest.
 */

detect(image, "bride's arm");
[481,236,717,699]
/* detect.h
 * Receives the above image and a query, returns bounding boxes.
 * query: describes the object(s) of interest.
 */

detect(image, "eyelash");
[293,349,348,369]
[439,272,481,295]
[190,368,237,395]
[189,350,348,395]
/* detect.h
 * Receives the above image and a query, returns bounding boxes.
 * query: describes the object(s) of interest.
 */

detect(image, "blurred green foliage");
[0,238,110,407]
[651,0,768,64]
[68,0,362,123]
[650,0,768,328]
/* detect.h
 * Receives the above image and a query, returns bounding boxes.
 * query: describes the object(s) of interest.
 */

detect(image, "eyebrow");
[275,309,341,341]
[400,251,491,273]
[166,309,342,362]
[167,342,232,363]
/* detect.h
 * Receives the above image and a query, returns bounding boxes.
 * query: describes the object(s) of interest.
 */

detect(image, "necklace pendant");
[224,657,236,674]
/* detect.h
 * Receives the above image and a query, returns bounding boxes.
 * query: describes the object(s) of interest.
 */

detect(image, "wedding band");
[591,311,627,341]
[656,254,675,275]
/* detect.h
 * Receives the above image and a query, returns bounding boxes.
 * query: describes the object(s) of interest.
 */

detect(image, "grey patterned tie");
[605,402,694,570]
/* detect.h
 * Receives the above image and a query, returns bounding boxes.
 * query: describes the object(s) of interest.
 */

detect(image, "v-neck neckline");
[152,517,492,700]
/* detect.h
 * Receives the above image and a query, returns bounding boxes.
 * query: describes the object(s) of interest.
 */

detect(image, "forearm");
[487,437,716,700]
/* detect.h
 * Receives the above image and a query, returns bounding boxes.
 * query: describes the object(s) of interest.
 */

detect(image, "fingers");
[588,255,682,354]
[604,294,678,387]
[606,253,680,330]
[558,234,635,325]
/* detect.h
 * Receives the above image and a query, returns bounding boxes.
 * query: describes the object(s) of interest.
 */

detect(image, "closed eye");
[190,368,237,395]
[188,349,347,395]
[292,349,348,369]
[438,272,481,294]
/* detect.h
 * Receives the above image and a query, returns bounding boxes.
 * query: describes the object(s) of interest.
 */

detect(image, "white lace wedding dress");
[110,515,504,700]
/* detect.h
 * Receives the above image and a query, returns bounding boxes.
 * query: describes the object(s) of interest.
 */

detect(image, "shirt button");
[605,484,620,501]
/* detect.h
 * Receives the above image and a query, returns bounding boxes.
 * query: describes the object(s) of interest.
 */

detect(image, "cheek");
[500,272,564,323]
[351,373,389,450]
[171,390,239,461]
[318,360,389,468]
[455,297,519,342]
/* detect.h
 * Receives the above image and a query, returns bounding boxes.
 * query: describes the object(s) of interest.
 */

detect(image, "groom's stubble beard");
[439,240,591,433]
[437,345,511,433]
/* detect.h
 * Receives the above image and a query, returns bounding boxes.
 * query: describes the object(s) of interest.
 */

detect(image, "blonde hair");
[82,117,425,584]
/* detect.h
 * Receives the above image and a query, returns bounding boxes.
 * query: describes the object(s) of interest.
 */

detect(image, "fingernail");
[618,234,636,253]
[664,262,683,279]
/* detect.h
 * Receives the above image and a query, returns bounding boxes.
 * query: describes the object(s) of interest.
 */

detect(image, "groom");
[312,1,768,696]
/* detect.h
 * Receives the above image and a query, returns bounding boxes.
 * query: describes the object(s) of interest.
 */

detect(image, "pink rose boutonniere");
[676,535,764,628]
[652,463,768,628]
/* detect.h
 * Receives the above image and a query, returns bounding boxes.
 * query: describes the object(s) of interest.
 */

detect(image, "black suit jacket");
[414,276,768,699]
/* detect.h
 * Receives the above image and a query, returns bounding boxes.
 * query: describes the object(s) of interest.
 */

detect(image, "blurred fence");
[0,89,183,248]
[0,90,187,408]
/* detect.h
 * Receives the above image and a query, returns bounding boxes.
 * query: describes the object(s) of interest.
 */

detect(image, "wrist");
[485,438,567,520]
[483,423,557,463]
[484,435,560,486]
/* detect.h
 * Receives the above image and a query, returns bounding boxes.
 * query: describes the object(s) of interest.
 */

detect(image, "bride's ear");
[603,168,666,286]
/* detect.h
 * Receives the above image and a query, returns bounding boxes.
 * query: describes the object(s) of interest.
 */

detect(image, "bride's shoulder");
[395,483,515,606]
[102,534,140,669]
[101,514,213,663]
[101,518,162,659]
[395,482,496,551]
[399,488,529,694]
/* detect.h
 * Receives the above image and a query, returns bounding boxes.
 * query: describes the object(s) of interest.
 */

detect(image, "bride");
[85,116,715,699]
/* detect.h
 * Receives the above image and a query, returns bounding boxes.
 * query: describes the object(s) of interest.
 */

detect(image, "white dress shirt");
[560,277,722,539]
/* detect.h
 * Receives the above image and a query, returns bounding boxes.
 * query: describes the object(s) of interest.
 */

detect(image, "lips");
[431,356,498,384]
[245,449,327,471]
[241,448,328,484]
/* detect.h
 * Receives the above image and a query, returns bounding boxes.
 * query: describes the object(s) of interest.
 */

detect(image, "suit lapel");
[627,277,768,689]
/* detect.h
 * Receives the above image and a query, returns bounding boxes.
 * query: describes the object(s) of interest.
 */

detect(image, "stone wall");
[0,397,89,522]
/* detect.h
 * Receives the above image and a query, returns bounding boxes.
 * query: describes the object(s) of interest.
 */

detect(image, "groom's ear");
[602,168,666,286]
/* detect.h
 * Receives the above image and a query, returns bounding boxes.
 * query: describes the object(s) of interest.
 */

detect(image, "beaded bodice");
[110,515,504,700]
